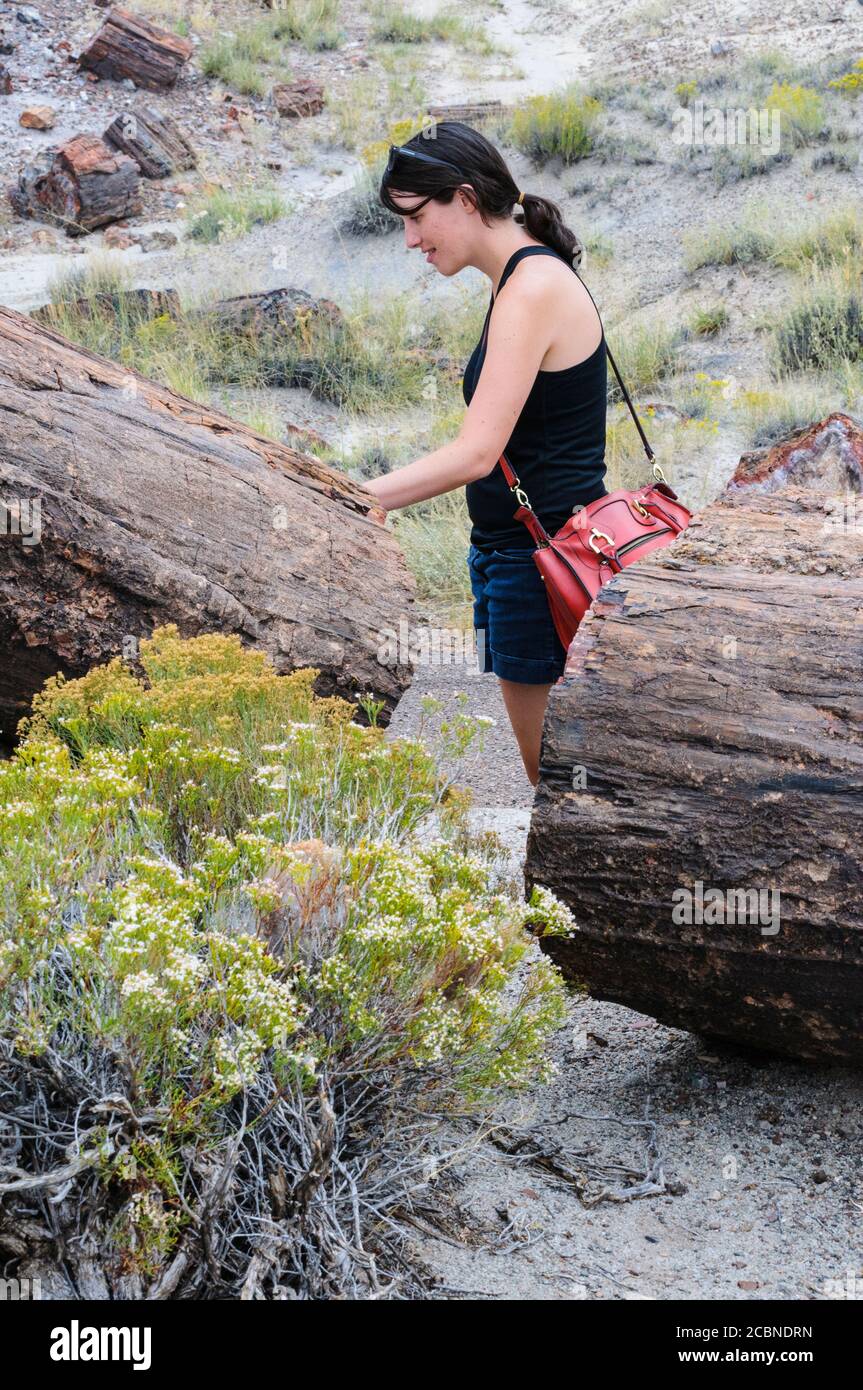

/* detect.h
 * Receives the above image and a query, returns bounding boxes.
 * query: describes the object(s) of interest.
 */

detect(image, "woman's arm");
[362,273,555,513]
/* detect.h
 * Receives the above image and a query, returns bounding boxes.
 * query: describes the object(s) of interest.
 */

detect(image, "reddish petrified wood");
[526,413,863,1064]
[272,81,325,118]
[78,8,193,90]
[728,412,863,492]
[8,133,141,235]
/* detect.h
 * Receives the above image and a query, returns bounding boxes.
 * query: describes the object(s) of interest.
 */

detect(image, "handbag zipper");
[615,526,673,557]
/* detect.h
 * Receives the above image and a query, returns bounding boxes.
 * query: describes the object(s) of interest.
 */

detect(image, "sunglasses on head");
[385,142,464,180]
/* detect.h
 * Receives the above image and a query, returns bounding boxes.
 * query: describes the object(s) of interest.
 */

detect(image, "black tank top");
[462,245,608,551]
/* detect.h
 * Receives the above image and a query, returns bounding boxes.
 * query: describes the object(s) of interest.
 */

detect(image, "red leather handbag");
[488,272,693,653]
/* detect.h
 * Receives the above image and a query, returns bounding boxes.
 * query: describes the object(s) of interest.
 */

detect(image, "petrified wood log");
[103,104,197,177]
[8,134,141,235]
[199,287,344,338]
[0,306,414,743]
[189,288,345,390]
[32,287,181,330]
[78,8,193,90]
[526,413,863,1064]
[272,81,325,118]
[427,100,511,122]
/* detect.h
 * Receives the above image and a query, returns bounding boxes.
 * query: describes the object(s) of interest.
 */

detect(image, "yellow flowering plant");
[0,627,573,1298]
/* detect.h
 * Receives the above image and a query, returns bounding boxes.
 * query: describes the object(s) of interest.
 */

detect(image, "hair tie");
[517,190,525,205]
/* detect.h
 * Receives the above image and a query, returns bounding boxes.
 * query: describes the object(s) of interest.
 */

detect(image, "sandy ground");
[2,0,862,1302]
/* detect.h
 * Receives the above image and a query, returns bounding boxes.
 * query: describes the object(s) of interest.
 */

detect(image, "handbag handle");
[476,255,662,482]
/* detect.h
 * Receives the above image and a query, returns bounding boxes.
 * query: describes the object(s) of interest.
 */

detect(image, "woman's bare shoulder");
[506,247,602,365]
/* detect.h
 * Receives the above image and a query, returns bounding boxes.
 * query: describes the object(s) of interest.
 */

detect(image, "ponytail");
[518,192,584,269]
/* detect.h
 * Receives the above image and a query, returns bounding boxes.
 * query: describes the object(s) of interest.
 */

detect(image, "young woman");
[363,122,608,787]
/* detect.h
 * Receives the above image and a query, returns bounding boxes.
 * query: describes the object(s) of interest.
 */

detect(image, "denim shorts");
[467,543,568,683]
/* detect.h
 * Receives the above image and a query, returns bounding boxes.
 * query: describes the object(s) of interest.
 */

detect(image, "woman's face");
[388,187,473,276]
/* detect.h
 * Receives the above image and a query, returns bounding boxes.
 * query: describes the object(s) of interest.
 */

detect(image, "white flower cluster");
[212,1028,268,1094]
[223,960,302,1045]
[120,970,172,1016]
[197,745,244,768]
[0,800,37,825]
[162,945,207,990]
[81,749,141,800]
[523,885,578,937]
[246,811,282,830]
[106,880,198,976]
[253,763,296,791]
[409,994,464,1064]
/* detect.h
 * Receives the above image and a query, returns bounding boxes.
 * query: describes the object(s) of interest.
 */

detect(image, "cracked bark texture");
[526,413,863,1064]
[0,305,415,741]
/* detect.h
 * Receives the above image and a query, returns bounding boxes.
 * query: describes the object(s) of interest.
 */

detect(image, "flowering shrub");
[0,627,573,1297]
[509,87,603,165]
[767,82,825,147]
[828,58,863,94]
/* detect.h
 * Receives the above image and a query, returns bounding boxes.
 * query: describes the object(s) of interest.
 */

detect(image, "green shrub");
[341,162,402,236]
[828,57,863,94]
[0,628,571,1297]
[683,222,777,270]
[581,231,614,267]
[770,267,863,373]
[810,145,857,173]
[199,19,292,94]
[47,255,128,303]
[186,186,287,244]
[672,370,728,421]
[772,205,863,273]
[606,319,687,400]
[509,85,603,164]
[767,81,826,147]
[734,380,852,448]
[37,265,477,419]
[370,3,493,52]
[200,3,342,85]
[707,146,791,188]
[690,304,729,336]
[271,0,344,51]
[389,487,474,624]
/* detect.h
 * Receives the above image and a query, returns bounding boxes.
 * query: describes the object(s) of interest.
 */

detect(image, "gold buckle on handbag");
[588,528,615,554]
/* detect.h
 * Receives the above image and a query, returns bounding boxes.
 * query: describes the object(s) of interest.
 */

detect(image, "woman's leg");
[496,677,554,787]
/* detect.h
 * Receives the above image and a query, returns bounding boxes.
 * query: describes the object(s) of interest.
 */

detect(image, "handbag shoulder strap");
[572,269,655,464]
[476,253,656,466]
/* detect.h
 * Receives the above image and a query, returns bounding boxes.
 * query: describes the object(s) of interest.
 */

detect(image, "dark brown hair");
[380,121,583,267]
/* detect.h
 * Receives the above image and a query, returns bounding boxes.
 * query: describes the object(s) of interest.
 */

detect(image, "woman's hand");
[367,505,389,527]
